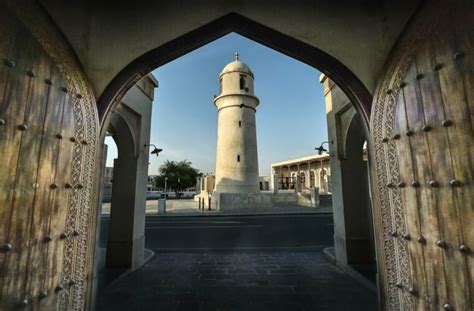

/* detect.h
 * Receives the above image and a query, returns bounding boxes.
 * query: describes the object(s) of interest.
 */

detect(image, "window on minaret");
[237,155,240,162]
[239,121,241,127]
[239,75,245,90]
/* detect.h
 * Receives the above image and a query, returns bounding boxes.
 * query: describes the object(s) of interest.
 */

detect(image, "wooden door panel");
[371,1,473,309]
[0,3,98,310]
[394,89,430,309]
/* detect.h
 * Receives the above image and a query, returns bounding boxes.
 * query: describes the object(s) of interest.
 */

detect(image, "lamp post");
[164,177,168,197]
[144,144,163,157]
[177,177,181,198]
[315,141,333,155]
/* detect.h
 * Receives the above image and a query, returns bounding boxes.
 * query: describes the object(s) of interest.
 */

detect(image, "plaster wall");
[321,75,374,267]
[215,192,298,211]
[40,0,420,97]
[214,69,259,193]
[105,74,157,269]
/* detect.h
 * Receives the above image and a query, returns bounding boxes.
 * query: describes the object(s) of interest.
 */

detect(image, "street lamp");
[315,141,333,155]
[144,144,163,157]
[164,177,168,195]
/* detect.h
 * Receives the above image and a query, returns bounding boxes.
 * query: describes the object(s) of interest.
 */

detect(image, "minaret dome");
[216,52,258,105]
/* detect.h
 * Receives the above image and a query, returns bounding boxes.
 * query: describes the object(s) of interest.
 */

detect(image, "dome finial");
[235,51,239,61]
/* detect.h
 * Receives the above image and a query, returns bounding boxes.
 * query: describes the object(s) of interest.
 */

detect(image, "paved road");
[99,213,334,251]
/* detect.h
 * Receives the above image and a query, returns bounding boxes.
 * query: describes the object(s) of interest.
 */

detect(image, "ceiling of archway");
[40,0,420,97]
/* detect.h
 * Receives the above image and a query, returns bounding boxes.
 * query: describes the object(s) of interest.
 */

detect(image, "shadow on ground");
[96,251,377,311]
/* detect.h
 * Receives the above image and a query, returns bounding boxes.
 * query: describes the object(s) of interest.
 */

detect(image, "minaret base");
[213,191,299,211]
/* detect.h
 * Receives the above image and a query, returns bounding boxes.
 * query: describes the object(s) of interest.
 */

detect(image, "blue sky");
[105,33,328,176]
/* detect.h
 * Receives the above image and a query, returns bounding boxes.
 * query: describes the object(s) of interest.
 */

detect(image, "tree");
[154,160,201,196]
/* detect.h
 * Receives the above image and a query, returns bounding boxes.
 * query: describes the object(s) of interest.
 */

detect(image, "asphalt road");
[99,213,334,251]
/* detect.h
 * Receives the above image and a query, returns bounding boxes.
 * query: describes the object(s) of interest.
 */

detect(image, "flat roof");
[271,153,330,167]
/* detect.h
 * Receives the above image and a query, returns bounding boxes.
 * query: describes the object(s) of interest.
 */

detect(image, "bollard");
[158,199,166,213]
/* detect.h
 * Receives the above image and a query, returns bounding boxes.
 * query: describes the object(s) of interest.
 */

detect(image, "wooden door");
[0,3,98,310]
[371,0,473,310]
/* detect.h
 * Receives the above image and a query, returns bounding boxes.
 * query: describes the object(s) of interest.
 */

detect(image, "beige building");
[271,154,331,193]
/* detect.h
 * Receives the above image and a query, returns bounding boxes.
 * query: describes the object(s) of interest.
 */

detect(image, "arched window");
[239,75,245,89]
[310,170,315,187]
[300,172,306,190]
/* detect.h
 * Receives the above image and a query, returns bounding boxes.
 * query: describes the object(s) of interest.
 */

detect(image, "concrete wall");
[40,0,420,97]
[215,192,298,211]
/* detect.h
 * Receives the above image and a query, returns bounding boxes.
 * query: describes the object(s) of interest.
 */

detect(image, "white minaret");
[214,52,259,193]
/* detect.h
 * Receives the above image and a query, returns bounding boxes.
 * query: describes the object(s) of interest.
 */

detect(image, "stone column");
[107,153,146,269]
[310,187,319,207]
[272,174,279,194]
[295,174,301,193]
[307,162,311,188]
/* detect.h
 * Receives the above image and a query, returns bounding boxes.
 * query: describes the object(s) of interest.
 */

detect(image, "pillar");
[107,154,146,269]
[320,74,375,269]
[272,173,279,194]
[106,74,157,270]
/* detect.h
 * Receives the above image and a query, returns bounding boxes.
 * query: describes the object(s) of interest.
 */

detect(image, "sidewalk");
[101,199,332,217]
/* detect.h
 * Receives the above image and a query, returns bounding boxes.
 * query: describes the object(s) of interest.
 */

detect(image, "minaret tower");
[214,52,260,193]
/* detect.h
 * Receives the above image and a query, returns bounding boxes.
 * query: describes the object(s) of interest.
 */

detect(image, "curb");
[145,210,333,218]
[151,245,326,253]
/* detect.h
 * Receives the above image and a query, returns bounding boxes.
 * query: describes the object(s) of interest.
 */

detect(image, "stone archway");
[96,13,373,133]
[1,1,471,310]
[104,110,145,271]
[339,113,375,273]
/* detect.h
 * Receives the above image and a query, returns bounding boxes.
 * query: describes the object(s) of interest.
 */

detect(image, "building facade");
[271,154,331,193]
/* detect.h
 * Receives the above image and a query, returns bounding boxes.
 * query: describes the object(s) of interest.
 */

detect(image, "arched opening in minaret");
[94,18,376,310]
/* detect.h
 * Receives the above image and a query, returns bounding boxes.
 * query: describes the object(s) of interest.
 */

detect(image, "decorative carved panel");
[0,2,98,310]
[371,1,473,309]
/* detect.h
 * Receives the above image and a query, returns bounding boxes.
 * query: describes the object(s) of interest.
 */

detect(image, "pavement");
[96,251,377,311]
[96,207,376,310]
